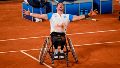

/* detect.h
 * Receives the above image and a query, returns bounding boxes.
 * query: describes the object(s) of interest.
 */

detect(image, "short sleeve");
[69,14,73,22]
[47,12,53,20]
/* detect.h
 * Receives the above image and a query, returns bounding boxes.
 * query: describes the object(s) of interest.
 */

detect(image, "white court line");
[18,38,28,40]
[74,45,82,46]
[97,31,107,33]
[7,39,17,41]
[73,33,85,35]
[20,50,52,68]
[82,44,93,46]
[66,34,72,35]
[0,52,7,54]
[20,50,39,62]
[8,51,18,53]
[104,42,115,44]
[92,43,103,45]
[0,40,7,42]
[86,32,96,34]
[0,29,119,42]
[107,30,118,32]
[1,40,120,54]
[29,37,40,39]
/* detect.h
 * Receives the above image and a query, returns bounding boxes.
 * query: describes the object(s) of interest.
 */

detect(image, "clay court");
[0,0,120,68]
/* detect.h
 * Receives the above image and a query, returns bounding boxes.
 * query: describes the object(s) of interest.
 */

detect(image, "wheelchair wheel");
[39,37,50,64]
[67,38,78,63]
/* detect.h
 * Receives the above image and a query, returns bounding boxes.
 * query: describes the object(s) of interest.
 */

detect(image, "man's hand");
[23,9,31,16]
[23,9,48,20]
[88,9,98,17]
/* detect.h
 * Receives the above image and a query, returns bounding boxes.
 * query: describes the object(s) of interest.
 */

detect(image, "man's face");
[57,3,64,12]
[116,0,120,4]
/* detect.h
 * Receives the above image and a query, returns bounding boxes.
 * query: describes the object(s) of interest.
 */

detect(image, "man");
[23,2,97,59]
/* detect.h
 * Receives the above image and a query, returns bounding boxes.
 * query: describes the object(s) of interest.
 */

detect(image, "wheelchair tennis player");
[23,2,97,59]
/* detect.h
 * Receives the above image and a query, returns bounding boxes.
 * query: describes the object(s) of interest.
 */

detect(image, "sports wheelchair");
[39,36,78,67]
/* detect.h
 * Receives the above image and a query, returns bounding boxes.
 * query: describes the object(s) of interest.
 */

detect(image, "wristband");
[30,13,33,16]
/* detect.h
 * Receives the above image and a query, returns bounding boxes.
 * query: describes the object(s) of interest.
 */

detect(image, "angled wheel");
[39,37,50,64]
[64,43,69,67]
[67,38,78,63]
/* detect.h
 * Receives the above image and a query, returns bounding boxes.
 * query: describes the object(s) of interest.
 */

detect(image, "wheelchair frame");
[39,36,78,67]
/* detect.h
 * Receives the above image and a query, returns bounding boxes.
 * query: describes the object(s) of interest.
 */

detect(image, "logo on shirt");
[64,16,66,18]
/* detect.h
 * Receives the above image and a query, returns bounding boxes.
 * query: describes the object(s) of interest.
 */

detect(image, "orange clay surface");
[0,1,120,68]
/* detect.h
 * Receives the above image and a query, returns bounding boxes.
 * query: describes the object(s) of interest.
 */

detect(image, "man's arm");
[72,9,98,21]
[72,15,85,21]
[23,9,48,20]
[30,13,48,20]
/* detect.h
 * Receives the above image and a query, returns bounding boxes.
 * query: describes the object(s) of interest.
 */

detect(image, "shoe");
[59,50,65,59]
[59,53,65,59]
[54,53,58,59]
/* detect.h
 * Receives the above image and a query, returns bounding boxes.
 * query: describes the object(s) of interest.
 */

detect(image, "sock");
[54,49,58,54]
[60,49,64,53]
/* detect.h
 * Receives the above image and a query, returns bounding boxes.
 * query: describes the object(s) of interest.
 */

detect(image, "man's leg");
[60,39,66,53]
[51,35,59,59]
[54,44,59,59]
[54,43,59,54]
[60,36,66,59]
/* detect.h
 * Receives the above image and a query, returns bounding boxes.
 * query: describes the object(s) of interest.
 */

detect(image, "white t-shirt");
[47,13,73,33]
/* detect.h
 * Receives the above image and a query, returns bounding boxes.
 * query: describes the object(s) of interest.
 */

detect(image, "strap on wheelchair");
[50,32,65,37]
